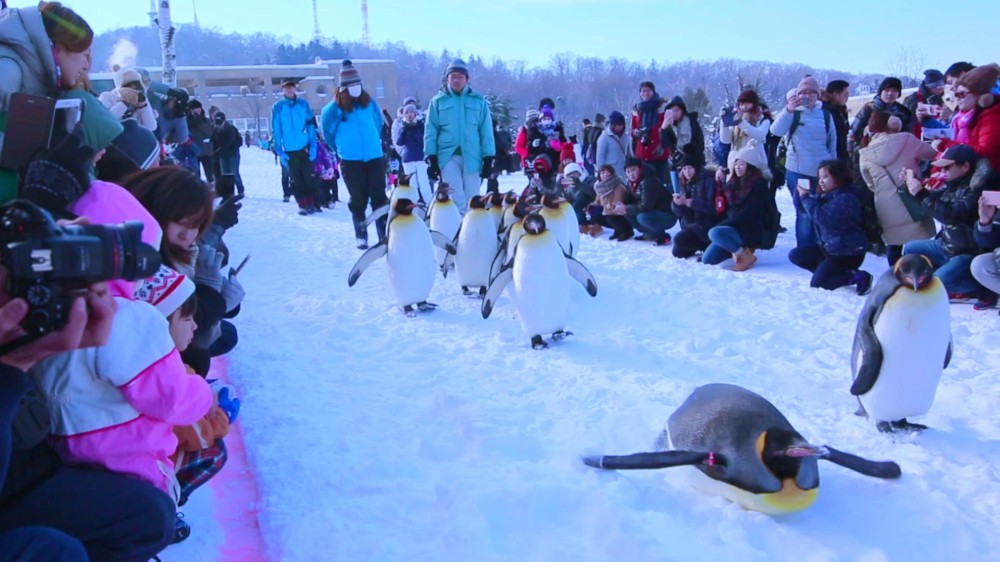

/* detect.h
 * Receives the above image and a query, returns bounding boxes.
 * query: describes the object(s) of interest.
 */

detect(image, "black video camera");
[0,200,161,336]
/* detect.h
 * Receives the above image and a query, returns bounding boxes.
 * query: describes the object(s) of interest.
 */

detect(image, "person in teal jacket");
[272,78,319,215]
[321,60,387,248]
[423,58,496,214]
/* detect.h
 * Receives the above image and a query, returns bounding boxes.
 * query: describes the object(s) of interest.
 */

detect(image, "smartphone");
[982,191,1000,206]
[797,178,811,190]
[231,254,251,277]
[905,169,915,182]
[721,107,738,127]
[0,94,83,171]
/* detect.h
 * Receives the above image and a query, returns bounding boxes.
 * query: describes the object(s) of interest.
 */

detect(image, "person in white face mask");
[320,60,389,249]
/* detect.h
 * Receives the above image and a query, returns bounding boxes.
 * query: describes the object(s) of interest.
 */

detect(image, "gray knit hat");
[445,58,469,78]
[340,60,362,88]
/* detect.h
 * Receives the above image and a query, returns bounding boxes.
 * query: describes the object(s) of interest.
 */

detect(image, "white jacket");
[98,89,157,131]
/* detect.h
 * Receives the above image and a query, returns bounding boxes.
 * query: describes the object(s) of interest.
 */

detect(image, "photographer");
[630,82,670,181]
[97,66,156,131]
[718,90,771,182]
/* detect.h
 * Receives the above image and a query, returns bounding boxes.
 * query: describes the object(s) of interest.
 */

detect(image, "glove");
[209,381,241,423]
[220,275,245,313]
[194,245,225,293]
[480,157,494,179]
[21,131,94,215]
[426,155,441,182]
[213,194,243,230]
[278,151,289,168]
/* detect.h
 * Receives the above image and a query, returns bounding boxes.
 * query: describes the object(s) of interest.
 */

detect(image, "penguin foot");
[892,419,928,432]
[478,287,487,300]
[531,335,549,350]
[551,330,573,341]
[403,305,417,318]
[462,286,474,296]
[854,404,868,417]
[416,301,438,312]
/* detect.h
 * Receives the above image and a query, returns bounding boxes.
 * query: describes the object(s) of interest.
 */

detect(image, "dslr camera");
[0,200,161,336]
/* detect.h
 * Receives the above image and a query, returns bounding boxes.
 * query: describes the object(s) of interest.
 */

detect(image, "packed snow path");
[164,147,1000,562]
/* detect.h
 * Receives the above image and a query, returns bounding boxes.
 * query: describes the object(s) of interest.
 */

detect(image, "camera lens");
[108,222,161,281]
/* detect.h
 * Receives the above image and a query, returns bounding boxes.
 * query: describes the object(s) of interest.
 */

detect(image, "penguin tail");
[581,450,715,471]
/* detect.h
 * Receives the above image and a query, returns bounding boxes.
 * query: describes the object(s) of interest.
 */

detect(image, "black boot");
[353,216,368,250]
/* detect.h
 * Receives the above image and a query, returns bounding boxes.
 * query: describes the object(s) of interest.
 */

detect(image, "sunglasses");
[954,91,971,99]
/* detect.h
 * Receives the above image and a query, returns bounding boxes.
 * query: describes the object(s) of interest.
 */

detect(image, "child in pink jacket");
[29,180,213,502]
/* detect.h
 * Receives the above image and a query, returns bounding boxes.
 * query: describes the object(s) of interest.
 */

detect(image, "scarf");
[637,95,662,115]
[723,173,760,208]
[595,175,624,198]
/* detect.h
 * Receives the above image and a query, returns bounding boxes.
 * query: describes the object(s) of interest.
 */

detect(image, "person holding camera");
[661,96,705,174]
[970,192,1000,310]
[187,100,216,185]
[671,152,724,259]
[701,145,771,271]
[630,81,670,181]
[97,66,156,132]
[718,90,771,183]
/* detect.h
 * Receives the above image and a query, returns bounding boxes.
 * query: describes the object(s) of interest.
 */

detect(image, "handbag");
[881,166,928,221]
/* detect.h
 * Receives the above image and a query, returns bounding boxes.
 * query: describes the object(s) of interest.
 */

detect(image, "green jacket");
[424,85,495,174]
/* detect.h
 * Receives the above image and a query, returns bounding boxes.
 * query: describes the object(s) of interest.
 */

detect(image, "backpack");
[788,107,831,139]
[852,181,885,255]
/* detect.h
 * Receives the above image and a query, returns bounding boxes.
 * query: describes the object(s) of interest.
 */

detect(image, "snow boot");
[850,270,873,295]
[731,248,757,272]
[172,513,191,544]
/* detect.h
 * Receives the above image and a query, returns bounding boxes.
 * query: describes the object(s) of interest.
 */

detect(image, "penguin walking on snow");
[538,195,577,257]
[455,195,499,298]
[482,213,597,349]
[348,198,456,316]
[428,185,461,275]
[583,384,902,515]
[363,175,424,230]
[851,254,952,433]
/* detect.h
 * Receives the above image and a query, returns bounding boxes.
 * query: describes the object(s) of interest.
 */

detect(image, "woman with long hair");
[702,145,771,271]
[320,60,387,249]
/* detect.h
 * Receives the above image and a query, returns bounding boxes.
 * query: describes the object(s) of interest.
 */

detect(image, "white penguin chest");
[387,218,436,306]
[513,233,572,335]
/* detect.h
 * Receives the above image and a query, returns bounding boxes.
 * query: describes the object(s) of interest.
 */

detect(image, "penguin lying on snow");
[851,254,952,433]
[482,213,598,349]
[348,198,456,316]
[583,384,901,515]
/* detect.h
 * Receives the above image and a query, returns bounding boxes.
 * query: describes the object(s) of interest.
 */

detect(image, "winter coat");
[514,126,530,160]
[212,123,242,159]
[859,131,938,245]
[173,366,230,461]
[424,85,496,173]
[967,102,1000,172]
[802,186,869,256]
[313,142,338,179]
[718,177,769,248]
[0,5,58,119]
[673,167,722,232]
[720,115,770,171]
[917,166,987,256]
[850,98,915,140]
[770,106,837,177]
[596,126,633,179]
[822,101,850,160]
[272,96,317,155]
[525,121,565,164]
[394,118,425,163]
[974,220,1000,251]
[626,163,672,215]
[662,113,705,165]
[595,177,629,214]
[321,98,384,162]
[631,100,669,161]
[187,114,216,158]
[565,176,597,208]
[97,89,157,131]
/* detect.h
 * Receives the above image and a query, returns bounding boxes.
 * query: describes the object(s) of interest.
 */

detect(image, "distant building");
[90,59,399,138]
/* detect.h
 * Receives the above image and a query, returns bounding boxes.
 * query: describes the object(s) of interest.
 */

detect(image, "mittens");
[221,275,245,313]
[21,131,94,215]
[118,87,140,107]
[194,245,225,292]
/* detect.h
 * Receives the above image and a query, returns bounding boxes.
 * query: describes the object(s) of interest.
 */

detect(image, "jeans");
[0,527,87,562]
[788,244,865,290]
[629,210,677,238]
[703,225,744,265]
[903,239,985,295]
[786,170,818,247]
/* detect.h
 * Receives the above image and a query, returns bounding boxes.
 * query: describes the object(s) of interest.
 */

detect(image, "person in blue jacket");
[423,59,496,214]
[272,78,319,215]
[321,61,387,249]
[789,159,873,294]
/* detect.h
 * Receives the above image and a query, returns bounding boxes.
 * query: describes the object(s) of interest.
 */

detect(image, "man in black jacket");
[624,158,676,245]
[212,112,242,199]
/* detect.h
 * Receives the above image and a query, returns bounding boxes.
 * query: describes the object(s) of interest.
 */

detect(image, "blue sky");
[11,0,996,75]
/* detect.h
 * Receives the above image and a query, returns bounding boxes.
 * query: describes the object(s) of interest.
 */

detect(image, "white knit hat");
[134,265,196,317]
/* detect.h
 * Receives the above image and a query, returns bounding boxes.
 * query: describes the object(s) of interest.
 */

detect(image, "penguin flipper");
[347,241,388,287]
[582,450,714,470]
[481,267,513,319]
[821,446,902,479]
[363,205,390,227]
[429,230,457,255]
[944,336,953,369]
[565,255,598,297]
[850,304,883,396]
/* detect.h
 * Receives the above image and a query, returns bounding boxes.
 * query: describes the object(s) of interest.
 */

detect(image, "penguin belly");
[681,469,818,515]
[456,213,498,288]
[390,185,418,210]
[430,202,461,268]
[861,281,951,422]
[512,233,571,336]
[540,208,572,256]
[387,217,437,307]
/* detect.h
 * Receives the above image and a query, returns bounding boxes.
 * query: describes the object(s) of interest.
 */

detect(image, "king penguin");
[851,254,952,433]
[482,213,598,349]
[454,195,499,298]
[582,384,902,515]
[538,195,576,257]
[364,175,424,229]
[428,185,462,275]
[348,198,456,316]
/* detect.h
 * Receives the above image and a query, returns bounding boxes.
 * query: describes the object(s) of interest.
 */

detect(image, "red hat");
[532,155,552,174]
[559,143,576,163]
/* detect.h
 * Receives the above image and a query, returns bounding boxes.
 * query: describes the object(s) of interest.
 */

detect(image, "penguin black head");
[469,195,488,210]
[435,188,452,203]
[540,194,564,209]
[893,254,935,292]
[488,192,505,207]
[503,192,518,206]
[761,428,824,480]
[393,198,422,215]
[523,212,547,235]
[398,174,413,187]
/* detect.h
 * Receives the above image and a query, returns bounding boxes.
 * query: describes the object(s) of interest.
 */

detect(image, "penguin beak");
[908,275,919,292]
[785,444,828,458]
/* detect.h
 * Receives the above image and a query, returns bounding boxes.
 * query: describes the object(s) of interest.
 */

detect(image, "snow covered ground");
[163,146,1000,562]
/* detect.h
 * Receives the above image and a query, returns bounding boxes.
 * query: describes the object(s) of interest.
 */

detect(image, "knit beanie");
[736,89,760,106]
[731,144,767,172]
[135,265,196,317]
[877,77,903,94]
[664,96,687,112]
[608,111,626,126]
[445,58,469,78]
[540,106,555,121]
[797,75,821,95]
[525,109,539,123]
[559,143,575,163]
[59,89,124,153]
[340,59,362,87]
[532,154,552,174]
[114,66,143,89]
[402,103,418,115]
[922,69,945,89]
[956,63,1000,105]
[113,120,160,170]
